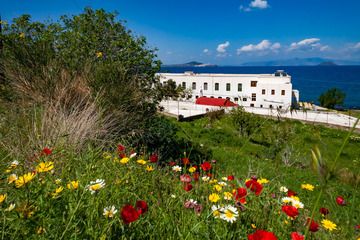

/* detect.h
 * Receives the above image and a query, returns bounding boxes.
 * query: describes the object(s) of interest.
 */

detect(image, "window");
[234,97,239,102]
[226,97,230,100]
[281,90,285,96]
[251,93,256,101]
[182,82,186,88]
[215,83,219,91]
[192,82,196,90]
[251,81,257,87]
[210,96,214,98]
[238,83,242,92]
[195,95,199,99]
[279,106,282,109]
[242,98,247,102]
[271,89,275,95]
[218,96,222,99]
[262,89,266,95]
[226,83,231,91]
[204,82,208,91]
[250,103,254,107]
[260,104,263,108]
[269,104,273,109]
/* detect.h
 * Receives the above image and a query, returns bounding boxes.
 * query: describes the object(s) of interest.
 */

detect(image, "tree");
[0,8,162,135]
[318,88,346,109]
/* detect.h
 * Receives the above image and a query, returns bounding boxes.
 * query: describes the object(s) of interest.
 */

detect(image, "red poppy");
[319,207,329,215]
[287,189,297,197]
[119,153,126,158]
[169,161,176,166]
[306,218,319,232]
[227,175,235,181]
[193,172,200,182]
[121,205,140,224]
[136,200,148,215]
[248,230,278,240]
[182,157,190,165]
[245,179,263,196]
[149,153,158,163]
[336,196,346,206]
[282,205,299,218]
[206,173,212,178]
[200,161,212,171]
[180,174,192,183]
[183,183,193,192]
[234,187,247,203]
[41,147,52,156]
[290,232,304,240]
[117,144,125,152]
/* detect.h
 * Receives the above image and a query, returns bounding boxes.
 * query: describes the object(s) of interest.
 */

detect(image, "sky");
[1,0,360,65]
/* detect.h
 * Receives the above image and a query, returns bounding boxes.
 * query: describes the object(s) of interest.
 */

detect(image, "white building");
[159,70,299,109]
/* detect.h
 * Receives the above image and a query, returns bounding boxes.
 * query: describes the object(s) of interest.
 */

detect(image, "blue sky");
[1,0,360,65]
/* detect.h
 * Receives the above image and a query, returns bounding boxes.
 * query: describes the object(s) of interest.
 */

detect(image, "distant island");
[163,61,217,67]
[240,57,359,66]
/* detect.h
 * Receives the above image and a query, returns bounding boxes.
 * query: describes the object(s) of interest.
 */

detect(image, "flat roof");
[158,73,291,78]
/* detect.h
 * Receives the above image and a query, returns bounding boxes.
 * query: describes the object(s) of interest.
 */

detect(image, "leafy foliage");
[318,88,346,109]
[230,107,261,137]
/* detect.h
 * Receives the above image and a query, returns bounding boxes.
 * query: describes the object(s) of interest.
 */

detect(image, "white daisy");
[103,206,118,218]
[172,165,182,172]
[280,186,288,193]
[220,205,238,223]
[202,176,210,182]
[86,179,105,194]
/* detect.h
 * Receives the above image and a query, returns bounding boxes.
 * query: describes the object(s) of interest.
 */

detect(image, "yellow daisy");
[321,219,337,231]
[209,193,220,203]
[120,157,129,164]
[67,180,79,190]
[146,165,154,171]
[137,159,147,165]
[36,162,54,173]
[188,167,196,173]
[8,174,18,184]
[15,172,36,188]
[301,183,315,191]
[0,194,6,204]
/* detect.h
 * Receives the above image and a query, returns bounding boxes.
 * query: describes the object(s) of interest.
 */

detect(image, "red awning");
[195,97,238,107]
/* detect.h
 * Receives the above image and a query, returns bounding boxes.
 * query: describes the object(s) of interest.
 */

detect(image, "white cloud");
[239,5,252,12]
[217,41,230,53]
[320,45,330,51]
[288,38,323,51]
[203,48,209,53]
[250,0,269,9]
[237,40,281,54]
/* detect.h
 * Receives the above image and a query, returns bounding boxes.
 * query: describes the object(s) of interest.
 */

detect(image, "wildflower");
[182,157,190,165]
[86,179,105,194]
[96,52,103,58]
[146,165,154,171]
[103,206,118,218]
[292,200,304,209]
[282,205,299,218]
[52,186,64,198]
[117,144,125,152]
[209,193,220,203]
[290,195,300,202]
[319,207,330,215]
[5,203,16,212]
[287,189,297,197]
[290,232,304,240]
[257,178,269,184]
[184,199,198,209]
[202,176,210,182]
[200,161,212,171]
[67,180,79,190]
[189,166,196,173]
[248,230,278,240]
[218,181,227,187]
[245,179,263,196]
[234,187,247,204]
[301,183,315,191]
[172,165,182,172]
[227,175,235,181]
[336,196,346,206]
[36,161,54,173]
[184,183,193,192]
[224,192,233,200]
[120,157,129,164]
[211,205,221,218]
[55,178,62,184]
[209,179,218,184]
[307,218,319,232]
[251,224,257,229]
[194,204,203,216]
[129,152,137,158]
[15,172,36,188]
[282,197,293,204]
[214,184,222,192]
[321,219,337,231]
[220,205,238,223]
[41,147,52,156]
[0,194,6,204]
[37,226,46,235]
[280,186,288,193]
[193,172,200,181]
[180,174,192,183]
[149,153,158,163]
[136,200,148,214]
[137,159,147,165]
[121,205,140,224]
[171,194,176,198]
[19,32,25,38]
[8,174,17,184]
[169,161,176,166]
[10,160,19,168]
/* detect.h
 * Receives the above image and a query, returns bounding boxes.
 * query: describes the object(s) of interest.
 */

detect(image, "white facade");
[159,71,297,109]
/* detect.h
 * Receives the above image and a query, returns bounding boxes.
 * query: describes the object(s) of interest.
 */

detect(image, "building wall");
[159,72,293,109]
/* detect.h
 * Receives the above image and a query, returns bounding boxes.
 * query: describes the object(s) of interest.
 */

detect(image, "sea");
[160,66,360,109]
